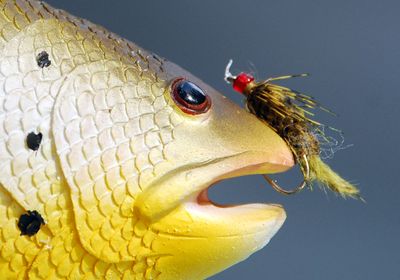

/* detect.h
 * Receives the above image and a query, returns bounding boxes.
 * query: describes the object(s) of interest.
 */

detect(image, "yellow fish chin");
[150,202,286,279]
[136,145,291,279]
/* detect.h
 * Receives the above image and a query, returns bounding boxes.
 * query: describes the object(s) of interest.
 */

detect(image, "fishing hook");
[263,154,310,195]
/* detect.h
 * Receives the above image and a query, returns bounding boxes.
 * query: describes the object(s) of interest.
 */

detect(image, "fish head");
[132,60,294,278]
[39,18,295,278]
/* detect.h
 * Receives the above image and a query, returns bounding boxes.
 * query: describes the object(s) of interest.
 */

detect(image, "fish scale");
[0,1,173,278]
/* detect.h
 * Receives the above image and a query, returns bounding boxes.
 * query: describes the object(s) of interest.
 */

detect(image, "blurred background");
[46,0,399,279]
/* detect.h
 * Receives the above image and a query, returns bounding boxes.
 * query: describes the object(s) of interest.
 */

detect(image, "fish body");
[0,1,294,279]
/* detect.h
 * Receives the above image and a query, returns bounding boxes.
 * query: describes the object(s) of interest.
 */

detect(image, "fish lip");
[141,150,290,247]
[189,154,294,207]
[185,158,289,238]
[137,150,294,221]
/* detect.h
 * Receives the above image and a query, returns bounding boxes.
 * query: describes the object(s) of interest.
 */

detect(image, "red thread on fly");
[225,60,360,198]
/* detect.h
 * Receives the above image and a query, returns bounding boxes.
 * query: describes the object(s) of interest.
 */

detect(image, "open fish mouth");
[189,150,294,207]
[191,159,290,238]
[196,159,293,208]
[139,150,294,220]
[189,153,293,237]
[143,150,292,280]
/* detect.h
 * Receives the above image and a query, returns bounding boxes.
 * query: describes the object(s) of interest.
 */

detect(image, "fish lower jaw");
[180,165,288,237]
[188,178,287,233]
[147,159,289,279]
[183,188,287,240]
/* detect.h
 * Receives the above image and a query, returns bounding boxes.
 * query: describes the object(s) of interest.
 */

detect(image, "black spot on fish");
[26,132,43,151]
[36,51,51,68]
[18,210,45,236]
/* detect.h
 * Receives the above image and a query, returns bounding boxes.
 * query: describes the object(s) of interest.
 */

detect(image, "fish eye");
[171,78,211,114]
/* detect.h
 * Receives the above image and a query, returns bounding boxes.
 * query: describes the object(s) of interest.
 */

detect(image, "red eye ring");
[171,78,211,115]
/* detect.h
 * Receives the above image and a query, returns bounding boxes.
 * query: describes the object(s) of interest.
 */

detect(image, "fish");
[0,0,295,279]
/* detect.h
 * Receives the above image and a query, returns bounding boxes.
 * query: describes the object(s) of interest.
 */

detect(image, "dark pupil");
[176,81,206,105]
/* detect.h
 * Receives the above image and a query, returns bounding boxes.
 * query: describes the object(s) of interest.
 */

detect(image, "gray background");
[46,0,399,279]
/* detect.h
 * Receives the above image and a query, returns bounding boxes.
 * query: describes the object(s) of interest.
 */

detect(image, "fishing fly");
[225,60,360,198]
